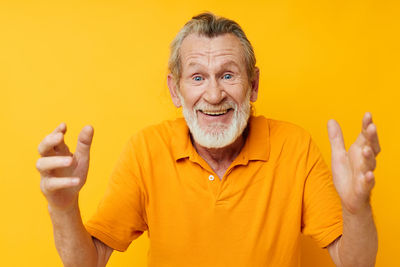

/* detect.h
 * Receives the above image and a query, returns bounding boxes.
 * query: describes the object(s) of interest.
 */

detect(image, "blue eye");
[193,76,203,81]
[223,74,232,79]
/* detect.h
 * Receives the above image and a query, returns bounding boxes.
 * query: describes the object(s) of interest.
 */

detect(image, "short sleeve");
[85,137,148,252]
[301,139,343,248]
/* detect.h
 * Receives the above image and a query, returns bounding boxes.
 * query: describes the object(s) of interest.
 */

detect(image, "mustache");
[194,100,237,112]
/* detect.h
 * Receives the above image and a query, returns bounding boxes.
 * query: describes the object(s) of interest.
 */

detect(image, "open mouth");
[200,108,233,116]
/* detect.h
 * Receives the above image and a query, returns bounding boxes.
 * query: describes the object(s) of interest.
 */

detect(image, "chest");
[145,158,306,225]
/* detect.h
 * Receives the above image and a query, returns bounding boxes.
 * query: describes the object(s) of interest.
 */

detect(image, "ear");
[167,74,182,108]
[250,67,260,102]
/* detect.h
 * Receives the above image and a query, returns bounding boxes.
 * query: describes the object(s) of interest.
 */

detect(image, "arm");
[326,112,380,266]
[36,123,113,267]
[328,207,377,267]
[48,202,113,267]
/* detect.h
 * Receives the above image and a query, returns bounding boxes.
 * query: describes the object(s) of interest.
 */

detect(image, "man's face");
[168,33,259,148]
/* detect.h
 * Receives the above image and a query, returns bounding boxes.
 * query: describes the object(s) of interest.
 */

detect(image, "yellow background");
[1,0,398,266]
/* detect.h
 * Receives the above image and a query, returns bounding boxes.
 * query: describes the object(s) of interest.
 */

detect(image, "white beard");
[178,90,251,149]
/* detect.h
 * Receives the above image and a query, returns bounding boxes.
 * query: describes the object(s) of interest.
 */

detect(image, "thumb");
[327,119,345,156]
[75,125,94,158]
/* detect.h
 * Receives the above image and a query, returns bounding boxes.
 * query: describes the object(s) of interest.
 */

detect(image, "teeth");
[202,109,228,116]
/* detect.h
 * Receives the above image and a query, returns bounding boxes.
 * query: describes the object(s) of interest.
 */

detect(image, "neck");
[192,127,248,179]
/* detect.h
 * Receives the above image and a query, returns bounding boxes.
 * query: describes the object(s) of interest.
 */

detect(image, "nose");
[203,78,225,104]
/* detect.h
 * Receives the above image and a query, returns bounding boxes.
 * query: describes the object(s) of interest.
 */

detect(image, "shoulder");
[127,118,187,154]
[252,115,311,142]
[133,118,186,139]
[253,117,325,172]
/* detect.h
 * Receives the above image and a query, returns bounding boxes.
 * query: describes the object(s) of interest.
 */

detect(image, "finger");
[361,146,377,172]
[364,171,375,184]
[362,112,372,132]
[356,113,379,152]
[361,113,380,152]
[36,156,73,173]
[75,125,94,159]
[327,119,346,154]
[365,123,381,155]
[362,171,375,193]
[52,122,67,135]
[38,123,70,156]
[38,132,64,156]
[42,177,80,192]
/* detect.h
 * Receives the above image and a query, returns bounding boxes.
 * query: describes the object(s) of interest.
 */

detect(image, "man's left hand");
[327,112,381,214]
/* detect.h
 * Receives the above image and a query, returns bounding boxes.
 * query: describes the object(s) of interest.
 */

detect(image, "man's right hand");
[36,123,94,212]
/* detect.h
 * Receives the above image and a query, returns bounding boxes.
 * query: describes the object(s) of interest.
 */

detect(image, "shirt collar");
[171,118,192,161]
[171,116,270,164]
[244,115,270,162]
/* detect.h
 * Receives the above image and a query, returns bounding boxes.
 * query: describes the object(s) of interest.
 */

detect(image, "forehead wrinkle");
[180,33,246,61]
[183,50,241,70]
[180,34,246,72]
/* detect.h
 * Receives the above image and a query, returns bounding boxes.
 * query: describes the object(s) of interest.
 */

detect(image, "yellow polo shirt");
[85,116,342,266]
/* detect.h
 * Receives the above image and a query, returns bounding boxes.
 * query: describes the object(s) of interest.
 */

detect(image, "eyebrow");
[186,60,241,70]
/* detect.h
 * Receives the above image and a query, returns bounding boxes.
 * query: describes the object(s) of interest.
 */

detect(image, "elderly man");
[36,13,380,266]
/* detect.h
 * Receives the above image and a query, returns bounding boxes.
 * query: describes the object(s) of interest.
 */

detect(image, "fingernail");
[71,178,80,185]
[64,158,72,165]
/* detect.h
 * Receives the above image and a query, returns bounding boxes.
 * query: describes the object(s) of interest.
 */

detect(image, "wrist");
[342,202,374,226]
[340,193,372,216]
[48,198,80,216]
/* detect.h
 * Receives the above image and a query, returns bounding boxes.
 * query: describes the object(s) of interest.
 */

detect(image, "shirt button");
[208,175,215,181]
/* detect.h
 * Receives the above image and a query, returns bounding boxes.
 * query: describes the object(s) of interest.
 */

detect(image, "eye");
[193,76,203,81]
[223,73,232,80]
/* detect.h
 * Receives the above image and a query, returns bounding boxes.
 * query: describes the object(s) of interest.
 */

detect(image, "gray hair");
[168,12,256,87]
